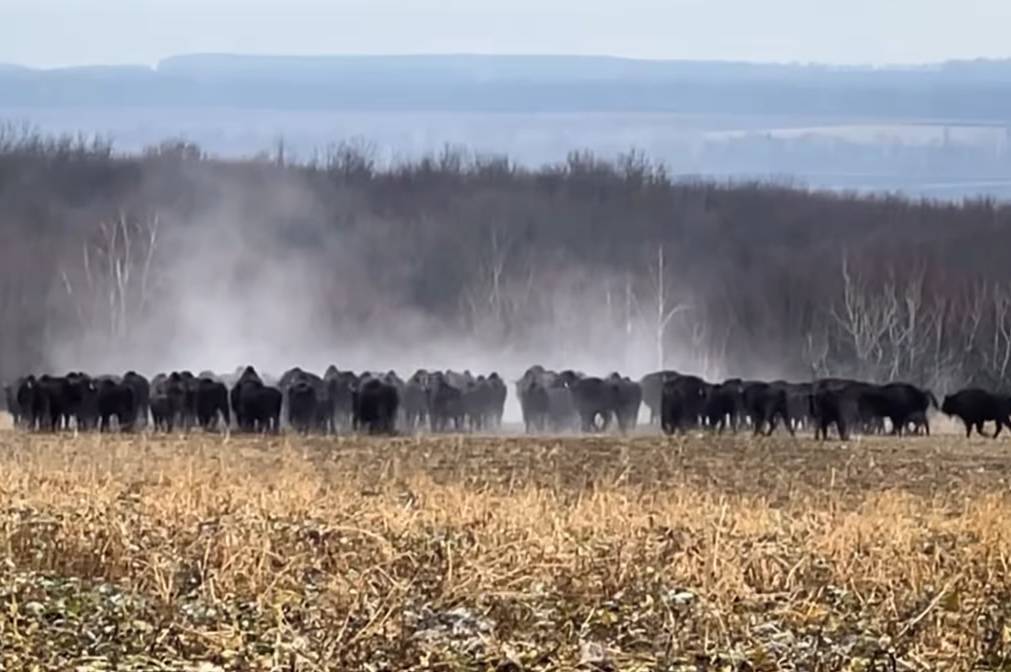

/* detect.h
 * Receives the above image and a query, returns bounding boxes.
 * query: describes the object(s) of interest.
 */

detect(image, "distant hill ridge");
[155,53,842,81]
[4,53,1011,117]
[3,53,1011,78]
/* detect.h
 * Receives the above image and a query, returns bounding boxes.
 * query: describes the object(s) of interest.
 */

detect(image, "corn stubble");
[0,431,1010,670]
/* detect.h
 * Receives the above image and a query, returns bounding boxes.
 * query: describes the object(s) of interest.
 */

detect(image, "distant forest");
[3,126,1011,393]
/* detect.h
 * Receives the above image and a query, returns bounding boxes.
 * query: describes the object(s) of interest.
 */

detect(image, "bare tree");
[830,254,899,379]
[880,260,928,382]
[987,283,1011,383]
[59,211,161,342]
[460,221,546,344]
[642,246,691,370]
[324,137,377,181]
[5,137,1011,390]
[803,326,831,378]
[687,312,729,381]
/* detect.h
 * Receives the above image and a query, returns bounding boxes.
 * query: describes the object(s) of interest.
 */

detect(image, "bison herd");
[519,367,1011,440]
[2,364,1011,439]
[2,366,507,436]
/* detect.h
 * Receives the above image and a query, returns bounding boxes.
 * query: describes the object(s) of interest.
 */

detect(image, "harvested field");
[1,432,1010,670]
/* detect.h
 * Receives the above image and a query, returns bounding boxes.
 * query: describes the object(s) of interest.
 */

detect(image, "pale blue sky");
[4,0,1011,68]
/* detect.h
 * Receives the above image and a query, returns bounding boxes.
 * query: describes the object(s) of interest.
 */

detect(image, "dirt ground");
[0,431,1010,670]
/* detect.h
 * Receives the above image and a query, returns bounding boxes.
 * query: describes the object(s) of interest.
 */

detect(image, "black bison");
[195,376,230,432]
[742,381,793,437]
[941,389,1011,438]
[230,367,282,433]
[95,377,137,432]
[640,370,680,425]
[660,375,710,435]
[353,377,400,435]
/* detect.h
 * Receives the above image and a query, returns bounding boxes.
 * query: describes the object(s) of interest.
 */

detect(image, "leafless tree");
[461,222,522,340]
[59,212,161,342]
[641,246,692,370]
[3,135,1011,391]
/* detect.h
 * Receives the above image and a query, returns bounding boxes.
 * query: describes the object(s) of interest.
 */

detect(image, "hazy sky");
[4,0,1011,68]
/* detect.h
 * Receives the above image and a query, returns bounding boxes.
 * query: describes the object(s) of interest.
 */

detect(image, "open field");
[1,432,1011,670]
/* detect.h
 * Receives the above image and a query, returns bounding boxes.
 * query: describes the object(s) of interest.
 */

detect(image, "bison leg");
[764,411,780,437]
[661,417,674,436]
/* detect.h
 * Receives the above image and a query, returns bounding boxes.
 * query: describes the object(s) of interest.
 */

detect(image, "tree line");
[1,126,1011,393]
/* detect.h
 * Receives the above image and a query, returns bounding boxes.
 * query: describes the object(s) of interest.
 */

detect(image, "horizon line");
[2,51,1009,73]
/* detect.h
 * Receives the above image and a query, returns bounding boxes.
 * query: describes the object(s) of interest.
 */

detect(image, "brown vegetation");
[1,431,1010,669]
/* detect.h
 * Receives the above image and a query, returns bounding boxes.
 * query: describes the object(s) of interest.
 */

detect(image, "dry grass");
[1,432,1010,670]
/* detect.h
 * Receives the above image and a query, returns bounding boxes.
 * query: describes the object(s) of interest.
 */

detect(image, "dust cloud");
[41,163,738,423]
